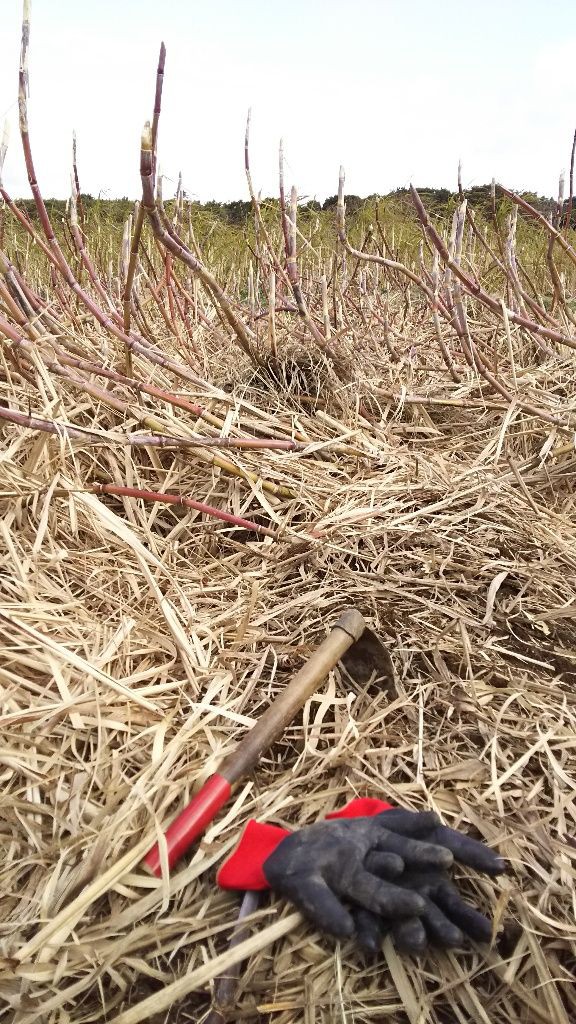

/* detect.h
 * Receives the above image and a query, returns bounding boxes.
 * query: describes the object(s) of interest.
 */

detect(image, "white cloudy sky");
[1,0,575,203]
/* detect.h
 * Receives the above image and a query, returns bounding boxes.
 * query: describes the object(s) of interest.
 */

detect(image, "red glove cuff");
[216,797,394,891]
[217,820,290,889]
[325,797,394,821]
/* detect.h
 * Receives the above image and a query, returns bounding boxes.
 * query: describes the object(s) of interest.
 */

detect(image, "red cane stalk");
[275,146,349,375]
[6,471,280,538]
[563,128,576,238]
[448,286,573,431]
[0,405,313,452]
[244,117,292,306]
[0,184,56,268]
[92,483,279,537]
[140,123,260,365]
[122,42,166,369]
[0,120,7,249]
[71,131,86,232]
[19,1,83,285]
[17,11,223,396]
[154,176,180,337]
[497,184,576,271]
[0,263,36,330]
[0,222,60,327]
[430,252,461,381]
[69,154,119,318]
[378,193,576,427]
[22,345,234,429]
[136,74,260,365]
[410,185,576,351]
[153,185,217,362]
[337,168,460,380]
[0,319,305,493]
[337,170,441,308]
[464,203,557,330]
[245,123,342,370]
[138,260,178,336]
[11,308,312,444]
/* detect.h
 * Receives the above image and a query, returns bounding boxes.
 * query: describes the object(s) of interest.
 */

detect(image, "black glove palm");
[354,865,496,953]
[262,809,504,951]
[263,810,458,941]
[354,810,505,953]
[379,811,505,875]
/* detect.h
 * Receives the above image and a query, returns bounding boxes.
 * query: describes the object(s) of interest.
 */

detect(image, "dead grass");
[1,281,576,1022]
[1,19,576,1019]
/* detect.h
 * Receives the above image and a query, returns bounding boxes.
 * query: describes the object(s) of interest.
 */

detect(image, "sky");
[1,0,576,204]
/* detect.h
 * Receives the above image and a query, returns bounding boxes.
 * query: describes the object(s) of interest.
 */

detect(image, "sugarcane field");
[1,2,575,1022]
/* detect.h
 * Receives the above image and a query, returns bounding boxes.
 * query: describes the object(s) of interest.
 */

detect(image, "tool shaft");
[142,609,366,875]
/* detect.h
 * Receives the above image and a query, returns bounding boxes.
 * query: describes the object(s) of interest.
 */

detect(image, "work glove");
[373,808,505,877]
[260,810,456,940]
[353,865,497,954]
[352,807,505,953]
[217,799,505,948]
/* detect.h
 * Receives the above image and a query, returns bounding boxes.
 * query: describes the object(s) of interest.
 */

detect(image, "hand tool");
[143,608,393,875]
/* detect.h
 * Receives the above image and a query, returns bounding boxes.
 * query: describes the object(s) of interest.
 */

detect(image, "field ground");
[1,39,576,1023]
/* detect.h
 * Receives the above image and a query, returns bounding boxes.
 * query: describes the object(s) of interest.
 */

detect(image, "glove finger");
[352,908,389,953]
[388,869,439,895]
[374,831,453,869]
[435,881,494,943]
[391,917,428,954]
[363,851,404,879]
[375,809,441,836]
[419,896,464,948]
[278,875,356,939]
[430,825,506,875]
[338,867,426,918]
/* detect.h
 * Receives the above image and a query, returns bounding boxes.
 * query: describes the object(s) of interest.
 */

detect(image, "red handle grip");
[143,773,232,876]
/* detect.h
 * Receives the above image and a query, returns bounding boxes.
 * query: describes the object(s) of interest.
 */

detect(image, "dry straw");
[1,5,576,1023]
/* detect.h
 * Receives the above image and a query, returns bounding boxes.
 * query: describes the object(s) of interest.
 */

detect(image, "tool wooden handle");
[219,608,366,784]
[142,608,366,875]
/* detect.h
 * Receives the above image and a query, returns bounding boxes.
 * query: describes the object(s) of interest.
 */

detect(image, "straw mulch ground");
[1,188,573,1019]
[1,288,576,1024]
